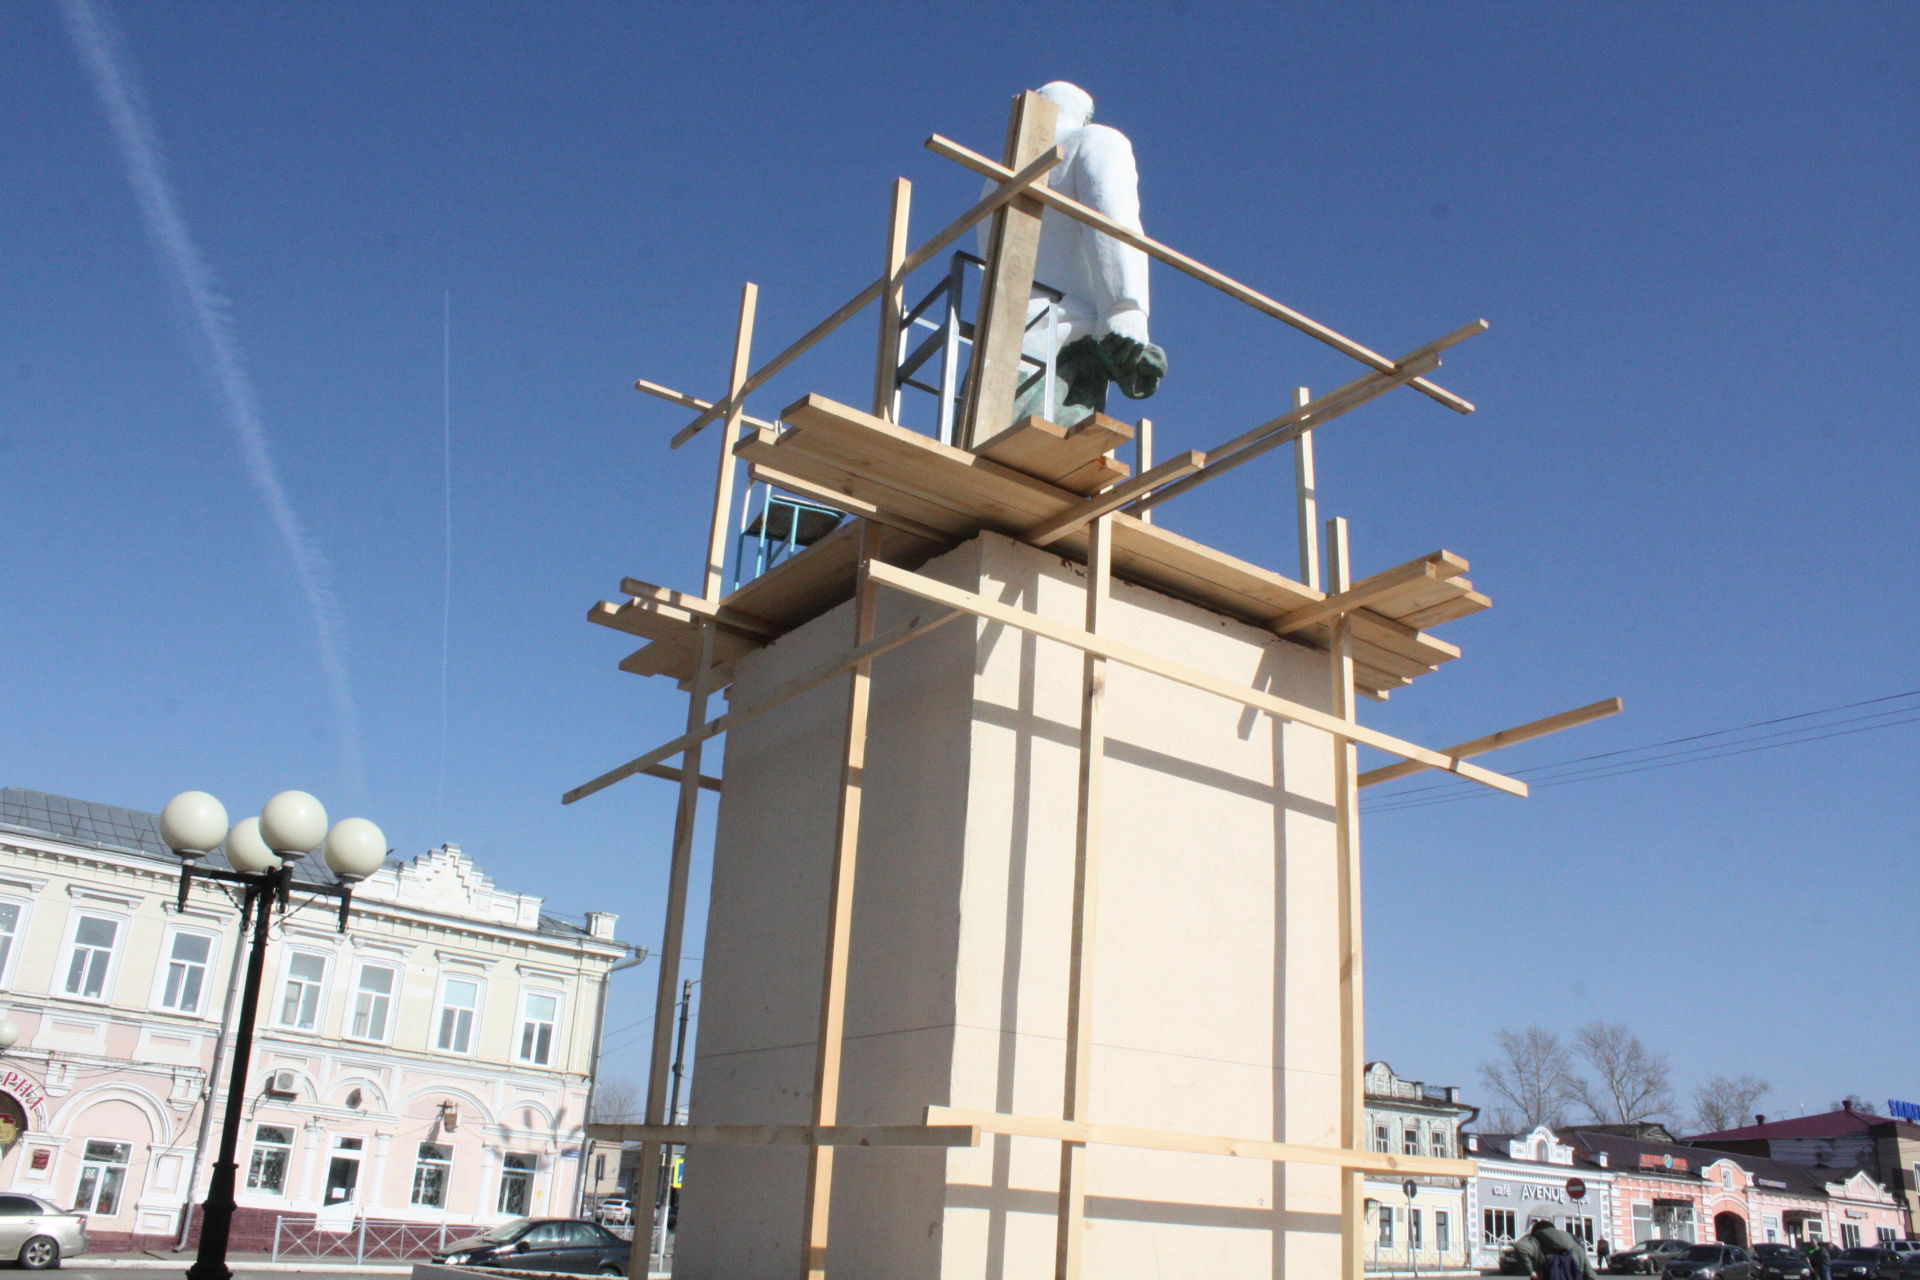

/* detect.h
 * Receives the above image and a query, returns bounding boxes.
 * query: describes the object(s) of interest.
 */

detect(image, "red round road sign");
[1566,1177,1587,1201]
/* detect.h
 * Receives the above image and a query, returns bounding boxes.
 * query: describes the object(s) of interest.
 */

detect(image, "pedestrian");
[1509,1219,1599,1280]
[1596,1238,1611,1269]
[1806,1238,1832,1280]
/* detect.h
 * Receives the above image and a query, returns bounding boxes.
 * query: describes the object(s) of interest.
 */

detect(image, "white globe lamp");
[160,792,230,863]
[0,1019,19,1051]
[224,817,281,875]
[260,791,328,861]
[323,818,387,883]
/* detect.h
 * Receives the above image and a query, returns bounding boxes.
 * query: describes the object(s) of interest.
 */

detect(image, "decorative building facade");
[0,788,633,1250]
[1360,1061,1475,1273]
[1462,1127,1614,1271]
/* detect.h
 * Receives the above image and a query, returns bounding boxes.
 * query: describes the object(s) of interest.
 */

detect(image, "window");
[1403,1128,1419,1155]
[1378,1205,1395,1247]
[1485,1208,1517,1242]
[436,977,480,1054]
[1840,1223,1861,1248]
[1410,1208,1423,1249]
[1632,1202,1654,1243]
[0,901,23,985]
[1721,1167,1734,1189]
[1430,1131,1448,1157]
[63,914,120,1000]
[279,953,328,1030]
[1879,1228,1897,1245]
[1373,1123,1389,1153]
[350,964,398,1041]
[74,1140,130,1215]
[1435,1210,1451,1253]
[499,1152,536,1216]
[246,1126,294,1194]
[411,1142,452,1208]
[160,931,214,1013]
[517,990,559,1065]
[1568,1216,1595,1246]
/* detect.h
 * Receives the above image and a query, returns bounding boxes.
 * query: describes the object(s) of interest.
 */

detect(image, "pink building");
[0,788,634,1251]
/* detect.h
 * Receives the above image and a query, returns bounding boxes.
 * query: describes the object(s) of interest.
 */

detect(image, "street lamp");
[160,790,387,1280]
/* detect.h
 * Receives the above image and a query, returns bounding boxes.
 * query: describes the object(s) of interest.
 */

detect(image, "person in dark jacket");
[1510,1219,1599,1279]
[1595,1238,1612,1268]
[1806,1240,1832,1280]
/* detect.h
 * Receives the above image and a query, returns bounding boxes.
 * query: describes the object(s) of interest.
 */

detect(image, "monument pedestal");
[676,531,1344,1279]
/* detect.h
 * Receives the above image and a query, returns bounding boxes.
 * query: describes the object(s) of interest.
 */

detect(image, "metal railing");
[270,1214,464,1263]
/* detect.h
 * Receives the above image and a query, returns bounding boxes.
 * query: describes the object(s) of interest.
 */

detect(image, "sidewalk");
[73,1251,670,1278]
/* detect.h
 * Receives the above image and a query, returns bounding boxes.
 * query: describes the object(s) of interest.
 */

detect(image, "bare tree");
[1571,1021,1674,1124]
[1479,1026,1578,1130]
[1692,1074,1769,1134]
[1829,1094,1879,1116]
[592,1077,641,1121]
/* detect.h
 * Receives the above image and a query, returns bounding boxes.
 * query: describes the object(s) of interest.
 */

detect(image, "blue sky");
[6,1,1916,1126]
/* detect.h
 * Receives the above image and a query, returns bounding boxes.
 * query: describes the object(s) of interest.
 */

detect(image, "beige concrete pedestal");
[674,531,1344,1279]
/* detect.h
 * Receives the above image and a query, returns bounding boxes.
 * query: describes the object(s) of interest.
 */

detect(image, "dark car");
[430,1218,629,1274]
[1832,1248,1903,1280]
[1752,1243,1812,1279]
[1612,1240,1696,1274]
[1663,1243,1758,1279]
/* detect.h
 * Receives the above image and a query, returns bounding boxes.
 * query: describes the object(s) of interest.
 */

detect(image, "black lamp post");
[159,790,387,1280]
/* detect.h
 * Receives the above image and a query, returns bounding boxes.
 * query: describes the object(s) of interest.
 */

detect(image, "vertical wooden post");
[631,620,719,1280]
[1053,513,1112,1280]
[1293,389,1319,591]
[705,282,760,600]
[1327,517,1365,1280]
[1135,419,1154,524]
[801,519,884,1279]
[872,179,912,421]
[959,90,1058,449]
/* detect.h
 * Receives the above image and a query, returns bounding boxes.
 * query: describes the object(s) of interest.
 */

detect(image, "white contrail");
[61,0,366,797]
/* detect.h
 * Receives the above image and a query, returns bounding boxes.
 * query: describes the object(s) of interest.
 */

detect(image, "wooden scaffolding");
[574,91,1619,1280]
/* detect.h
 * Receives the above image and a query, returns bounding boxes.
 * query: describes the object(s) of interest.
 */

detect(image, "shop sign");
[1639,1153,1690,1172]
[1888,1099,1920,1123]
[1757,1178,1789,1189]
[0,1068,48,1127]
[1844,1210,1867,1220]
[30,1149,50,1170]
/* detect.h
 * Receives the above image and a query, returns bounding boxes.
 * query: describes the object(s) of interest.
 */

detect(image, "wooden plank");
[975,413,1135,491]
[563,604,963,805]
[1326,521,1365,1280]
[747,460,955,546]
[925,1107,1478,1179]
[1135,417,1154,525]
[630,621,718,1280]
[585,1122,981,1148]
[638,761,722,793]
[872,178,911,420]
[1024,450,1206,548]
[634,378,778,432]
[704,283,758,599]
[1268,551,1468,635]
[802,521,882,1279]
[865,560,1527,797]
[1291,390,1319,590]
[925,133,1478,416]
[960,91,1058,449]
[1056,515,1111,1280]
[613,578,780,641]
[671,145,1064,449]
[1359,697,1624,789]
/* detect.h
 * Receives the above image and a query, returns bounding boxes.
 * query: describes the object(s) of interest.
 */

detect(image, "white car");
[0,1193,88,1270]
[594,1197,633,1226]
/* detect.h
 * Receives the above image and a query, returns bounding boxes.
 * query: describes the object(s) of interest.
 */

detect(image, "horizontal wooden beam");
[616,576,780,641]
[924,1107,1478,1178]
[866,561,1526,798]
[639,761,722,793]
[670,146,1065,449]
[1023,450,1206,548]
[1269,552,1468,636]
[634,378,779,432]
[564,605,964,804]
[1359,697,1624,789]
[746,459,955,546]
[586,1122,980,1148]
[925,134,1477,416]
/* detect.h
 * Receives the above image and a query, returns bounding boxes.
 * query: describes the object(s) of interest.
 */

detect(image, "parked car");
[1611,1240,1696,1273]
[1751,1243,1812,1279]
[430,1218,629,1274]
[1887,1242,1920,1258]
[1832,1248,1903,1280]
[0,1193,88,1271]
[593,1197,632,1227]
[1663,1243,1758,1279]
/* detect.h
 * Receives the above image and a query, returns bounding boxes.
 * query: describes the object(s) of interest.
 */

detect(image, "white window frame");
[515,987,561,1066]
[59,910,127,1003]
[277,950,332,1031]
[1435,1209,1451,1253]
[1410,1206,1423,1249]
[74,1139,132,1215]
[0,895,31,989]
[153,926,220,1015]
[410,1141,453,1208]
[348,961,400,1043]
[434,974,483,1055]
[1379,1204,1395,1247]
[245,1124,296,1196]
[1403,1127,1419,1155]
